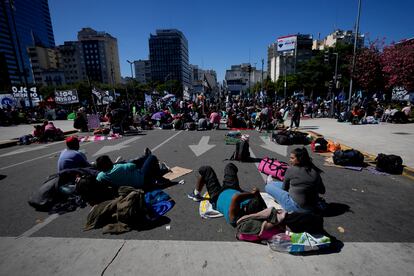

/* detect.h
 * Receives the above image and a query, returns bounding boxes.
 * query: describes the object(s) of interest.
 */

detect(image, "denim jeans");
[265,181,309,213]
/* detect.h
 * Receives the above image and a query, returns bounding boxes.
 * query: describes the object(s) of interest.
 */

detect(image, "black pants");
[198,163,241,204]
[290,116,300,128]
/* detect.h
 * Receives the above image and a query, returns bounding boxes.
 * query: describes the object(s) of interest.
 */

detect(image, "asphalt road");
[0,129,413,244]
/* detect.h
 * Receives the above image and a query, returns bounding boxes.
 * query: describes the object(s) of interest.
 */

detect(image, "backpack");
[272,130,293,145]
[185,122,196,131]
[333,149,364,166]
[28,174,62,211]
[375,153,403,174]
[291,132,310,145]
[231,140,250,162]
[19,135,32,145]
[311,138,328,152]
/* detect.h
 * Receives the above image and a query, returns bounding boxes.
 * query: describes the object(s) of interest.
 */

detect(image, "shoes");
[187,191,203,202]
[144,147,152,156]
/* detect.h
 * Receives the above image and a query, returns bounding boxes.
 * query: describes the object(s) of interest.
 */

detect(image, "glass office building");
[149,29,190,92]
[0,0,55,86]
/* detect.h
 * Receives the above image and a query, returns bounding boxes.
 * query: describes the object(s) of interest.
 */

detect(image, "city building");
[134,59,151,83]
[269,34,313,82]
[312,29,365,50]
[57,41,83,84]
[77,27,122,85]
[27,45,65,86]
[190,66,219,99]
[149,29,190,92]
[225,63,266,96]
[0,0,55,86]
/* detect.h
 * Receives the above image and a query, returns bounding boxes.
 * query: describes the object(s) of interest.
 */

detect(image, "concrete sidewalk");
[0,237,413,276]
[289,118,414,168]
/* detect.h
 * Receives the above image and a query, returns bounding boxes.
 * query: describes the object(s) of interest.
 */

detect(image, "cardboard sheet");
[163,166,193,180]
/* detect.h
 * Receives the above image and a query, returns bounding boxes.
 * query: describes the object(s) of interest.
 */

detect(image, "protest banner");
[55,89,79,104]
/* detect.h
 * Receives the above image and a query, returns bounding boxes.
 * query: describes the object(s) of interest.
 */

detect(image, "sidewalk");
[0,237,413,275]
[289,118,414,168]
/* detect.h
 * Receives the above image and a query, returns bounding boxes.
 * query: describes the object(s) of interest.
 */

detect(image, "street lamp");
[126,60,135,112]
[348,0,362,108]
[331,53,339,117]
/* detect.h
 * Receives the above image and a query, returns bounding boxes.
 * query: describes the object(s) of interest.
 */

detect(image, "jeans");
[265,181,309,213]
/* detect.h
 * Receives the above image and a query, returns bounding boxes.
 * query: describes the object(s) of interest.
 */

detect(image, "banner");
[277,35,297,52]
[55,89,79,104]
[92,88,115,105]
[11,86,39,100]
[0,94,16,107]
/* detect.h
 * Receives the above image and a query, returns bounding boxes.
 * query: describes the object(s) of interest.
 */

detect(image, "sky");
[49,0,413,82]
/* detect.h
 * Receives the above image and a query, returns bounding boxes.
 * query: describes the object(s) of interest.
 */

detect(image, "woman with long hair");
[265,147,325,213]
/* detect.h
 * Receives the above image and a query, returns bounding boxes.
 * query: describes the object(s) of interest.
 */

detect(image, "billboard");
[277,35,297,52]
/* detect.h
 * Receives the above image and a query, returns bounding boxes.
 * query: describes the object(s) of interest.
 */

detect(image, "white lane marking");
[92,136,142,157]
[0,151,61,170]
[16,214,60,238]
[188,136,215,156]
[0,141,65,157]
[151,130,183,152]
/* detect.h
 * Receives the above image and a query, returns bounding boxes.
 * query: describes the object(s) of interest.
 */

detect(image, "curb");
[0,130,79,149]
[302,129,414,180]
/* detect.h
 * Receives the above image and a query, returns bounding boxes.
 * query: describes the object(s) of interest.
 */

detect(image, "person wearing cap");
[57,136,90,172]
[187,163,266,227]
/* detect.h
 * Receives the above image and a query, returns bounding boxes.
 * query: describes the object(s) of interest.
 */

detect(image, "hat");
[66,136,79,144]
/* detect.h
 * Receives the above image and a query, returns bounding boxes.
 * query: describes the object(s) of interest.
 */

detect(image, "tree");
[382,39,414,91]
[353,43,385,93]
[275,74,300,98]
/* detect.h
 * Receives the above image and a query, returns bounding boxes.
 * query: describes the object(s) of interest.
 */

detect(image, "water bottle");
[267,233,292,253]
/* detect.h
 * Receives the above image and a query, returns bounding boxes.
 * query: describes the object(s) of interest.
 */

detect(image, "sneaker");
[187,191,203,202]
[144,147,152,156]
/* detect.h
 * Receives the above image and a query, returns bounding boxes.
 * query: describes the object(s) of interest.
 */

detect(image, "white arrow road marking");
[259,136,288,157]
[0,141,65,157]
[93,136,142,157]
[189,136,216,157]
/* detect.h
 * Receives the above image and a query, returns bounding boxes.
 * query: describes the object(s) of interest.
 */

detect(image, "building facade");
[149,29,190,92]
[225,63,266,96]
[134,59,151,83]
[269,34,313,82]
[57,41,83,84]
[27,45,65,86]
[77,28,121,85]
[312,29,365,50]
[0,0,55,86]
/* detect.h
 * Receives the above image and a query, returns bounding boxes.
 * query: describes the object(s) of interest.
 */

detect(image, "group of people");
[57,132,326,233]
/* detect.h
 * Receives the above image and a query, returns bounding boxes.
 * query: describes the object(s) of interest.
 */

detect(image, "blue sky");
[49,0,413,81]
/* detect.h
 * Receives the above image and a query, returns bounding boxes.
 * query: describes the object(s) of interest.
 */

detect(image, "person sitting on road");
[95,150,166,190]
[58,136,91,172]
[188,163,267,226]
[265,147,326,213]
[209,110,221,130]
[73,112,89,132]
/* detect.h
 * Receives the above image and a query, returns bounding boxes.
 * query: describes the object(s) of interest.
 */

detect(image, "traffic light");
[324,50,330,63]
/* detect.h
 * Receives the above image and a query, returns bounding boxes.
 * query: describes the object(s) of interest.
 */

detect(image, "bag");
[272,130,293,145]
[258,157,289,181]
[311,138,328,152]
[291,132,310,145]
[19,135,32,145]
[28,174,62,211]
[376,153,403,174]
[333,149,364,166]
[237,226,284,242]
[327,141,341,152]
[231,140,250,162]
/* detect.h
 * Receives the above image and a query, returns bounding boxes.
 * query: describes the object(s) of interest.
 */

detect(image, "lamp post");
[126,60,134,113]
[331,53,339,117]
[348,0,362,108]
[283,54,287,99]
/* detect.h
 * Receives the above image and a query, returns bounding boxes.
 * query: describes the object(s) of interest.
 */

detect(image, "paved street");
[0,123,413,275]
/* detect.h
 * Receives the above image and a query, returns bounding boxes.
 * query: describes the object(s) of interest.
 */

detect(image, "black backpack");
[333,149,364,166]
[231,140,250,162]
[376,154,403,174]
[272,130,293,145]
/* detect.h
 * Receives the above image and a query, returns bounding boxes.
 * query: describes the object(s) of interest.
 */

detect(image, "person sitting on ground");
[73,112,89,132]
[58,136,91,172]
[32,125,44,142]
[197,114,208,130]
[209,110,221,130]
[188,163,267,226]
[44,121,64,141]
[402,102,412,120]
[265,147,325,213]
[95,150,166,190]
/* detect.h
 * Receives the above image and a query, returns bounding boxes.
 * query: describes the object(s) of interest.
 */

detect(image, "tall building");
[0,0,55,86]
[57,41,83,84]
[312,29,365,50]
[134,59,151,83]
[269,34,313,82]
[77,27,121,85]
[27,45,65,86]
[149,29,190,92]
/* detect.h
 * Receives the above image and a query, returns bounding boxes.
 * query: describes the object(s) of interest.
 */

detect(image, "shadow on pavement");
[132,216,171,232]
[322,203,352,217]
[0,175,7,181]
